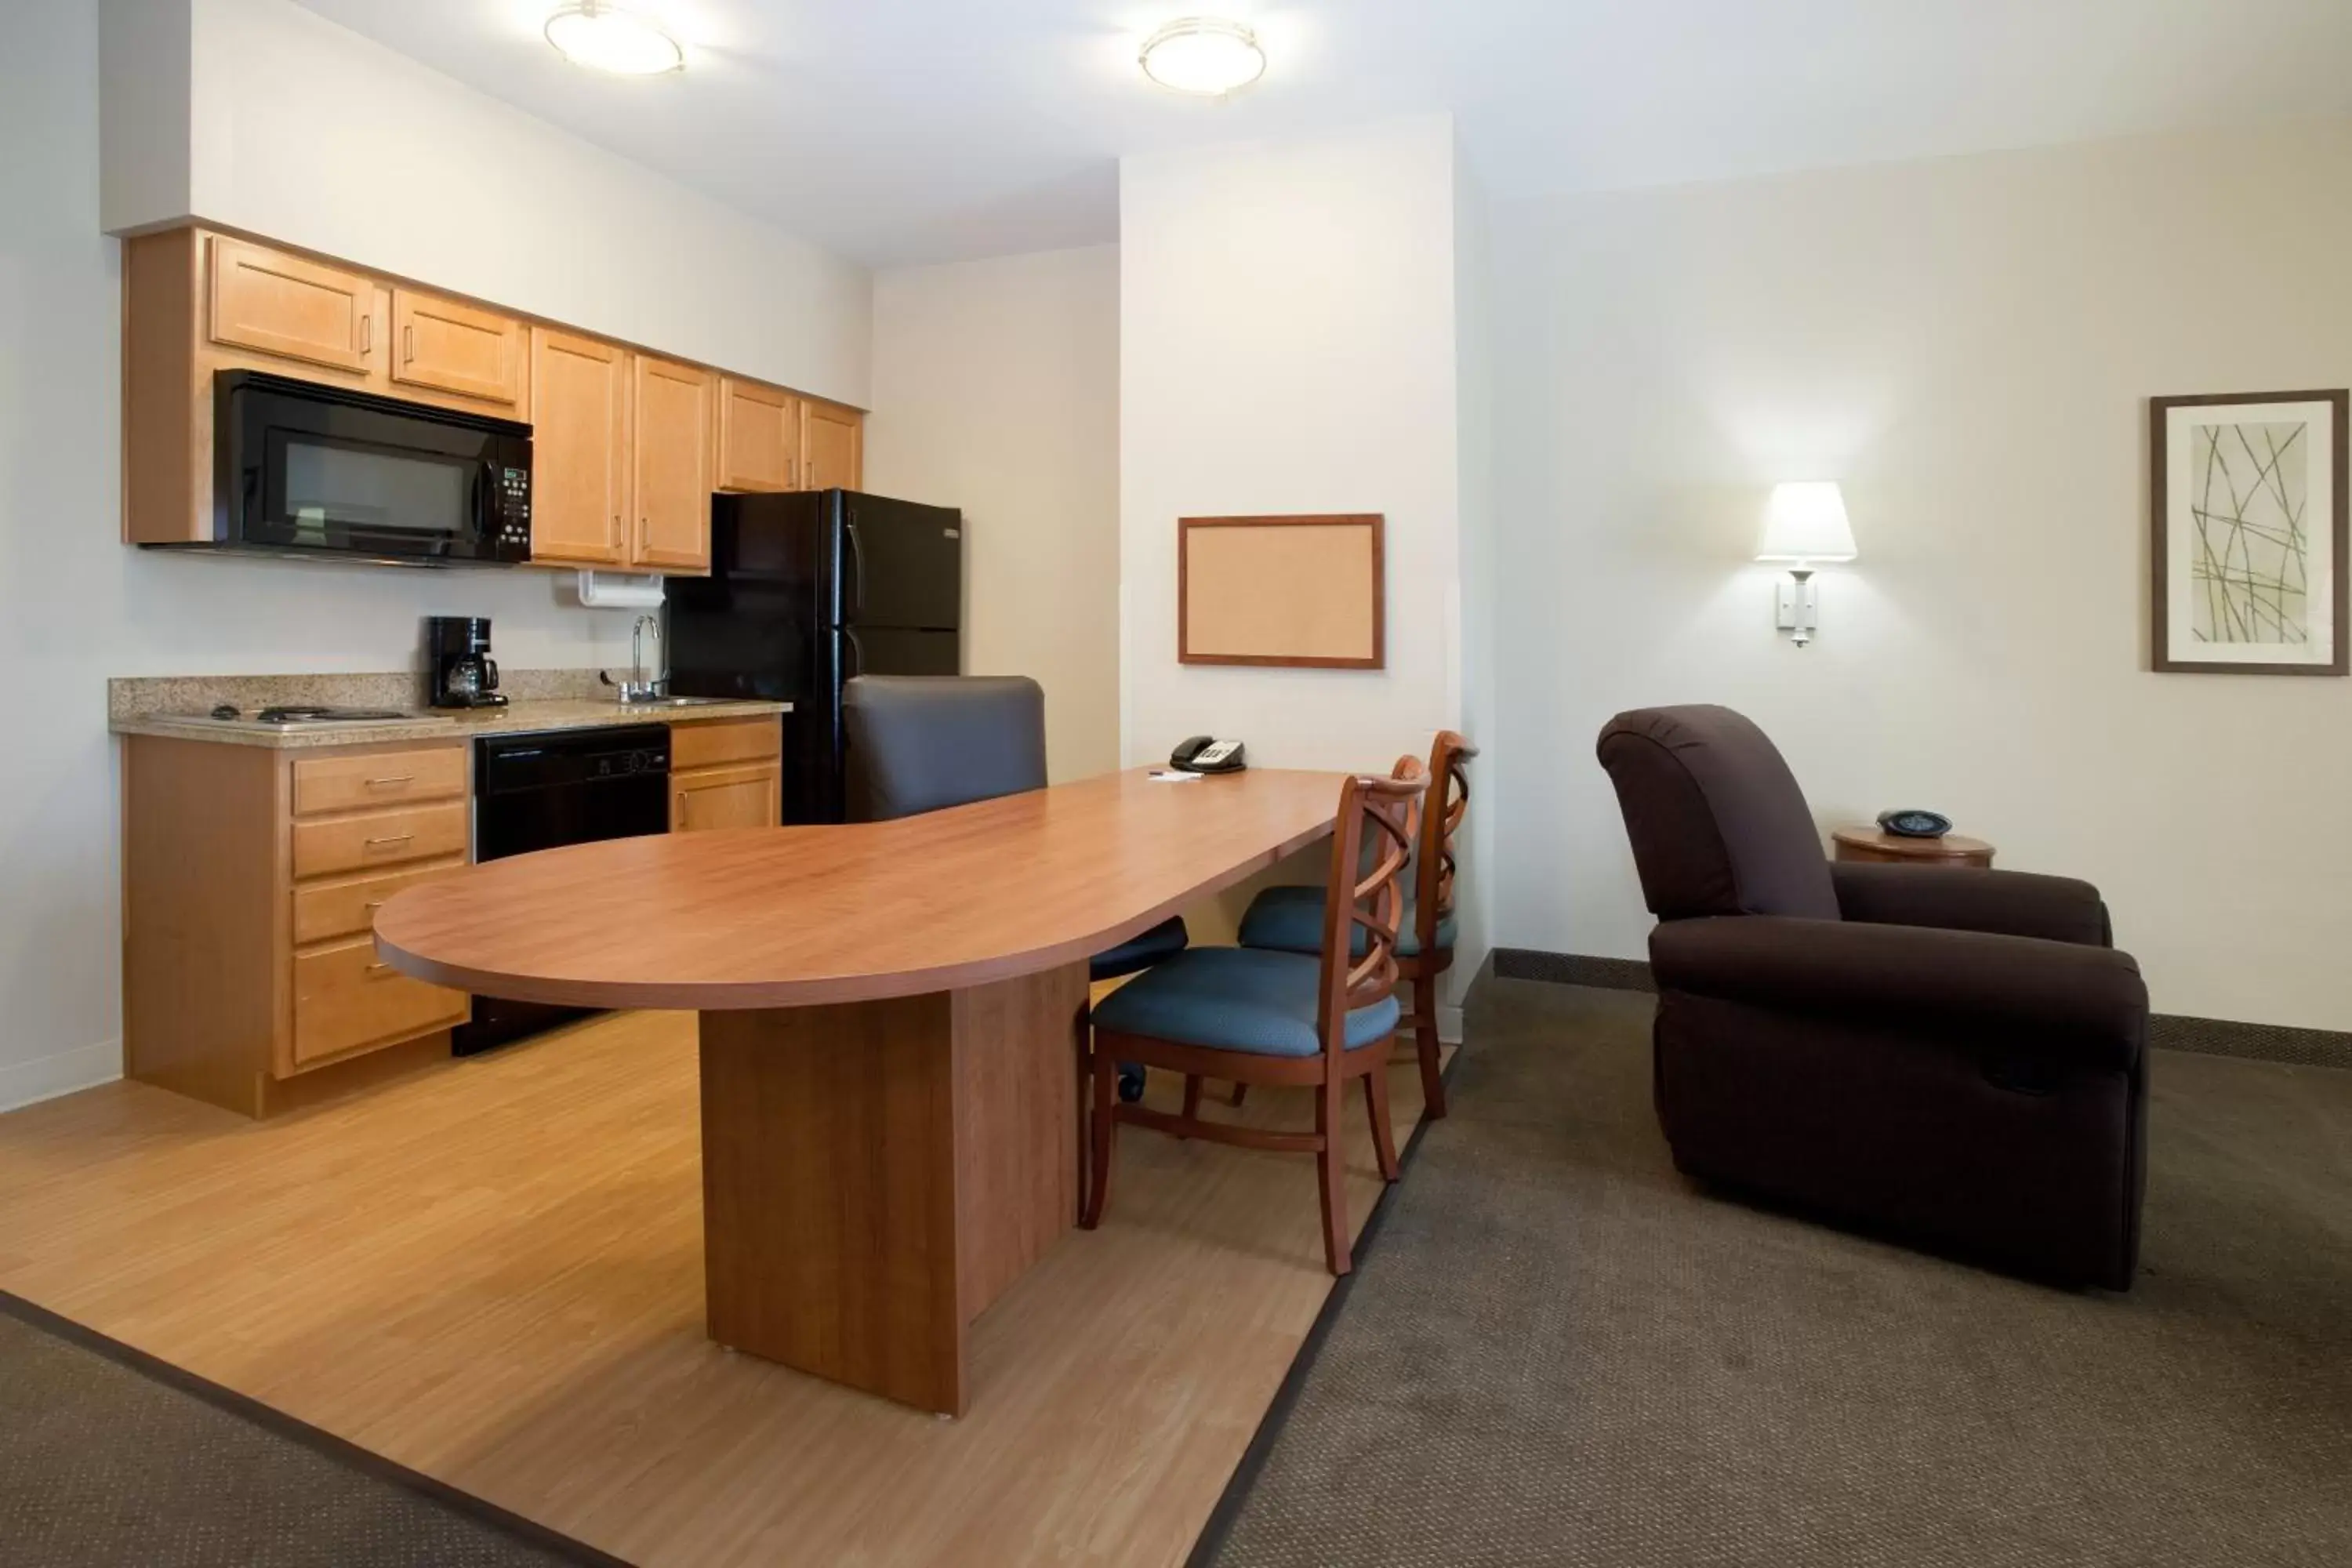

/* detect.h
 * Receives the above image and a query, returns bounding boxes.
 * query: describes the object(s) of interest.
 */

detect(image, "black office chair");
[842,674,1048,821]
[842,676,1187,1102]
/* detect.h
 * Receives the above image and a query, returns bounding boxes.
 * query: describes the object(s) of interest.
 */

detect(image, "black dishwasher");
[452,724,670,1056]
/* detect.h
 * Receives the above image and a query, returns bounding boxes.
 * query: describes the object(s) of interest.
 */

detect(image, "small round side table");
[1831,827,1994,869]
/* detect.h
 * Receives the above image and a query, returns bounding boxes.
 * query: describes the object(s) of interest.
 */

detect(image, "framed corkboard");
[1178,514,1385,669]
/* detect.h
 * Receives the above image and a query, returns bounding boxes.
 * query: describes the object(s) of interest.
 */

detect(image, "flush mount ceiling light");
[1139,17,1266,97]
[544,2,684,76]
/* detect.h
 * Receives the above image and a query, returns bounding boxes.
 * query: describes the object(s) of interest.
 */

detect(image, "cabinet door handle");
[364,775,415,789]
[402,324,416,364]
[363,900,387,912]
[675,790,688,827]
[359,314,372,354]
[365,961,391,975]
[364,834,414,848]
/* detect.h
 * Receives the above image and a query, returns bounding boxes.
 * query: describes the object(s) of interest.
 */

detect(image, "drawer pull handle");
[363,900,386,911]
[364,834,414,848]
[365,961,392,975]
[365,775,416,788]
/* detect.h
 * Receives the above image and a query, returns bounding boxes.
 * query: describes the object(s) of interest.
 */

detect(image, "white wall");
[1118,114,1488,1011]
[1119,115,1465,771]
[866,246,1121,783]
[103,0,871,407]
[2,1,865,1109]
[1488,120,2352,1031]
[1452,154,1499,996]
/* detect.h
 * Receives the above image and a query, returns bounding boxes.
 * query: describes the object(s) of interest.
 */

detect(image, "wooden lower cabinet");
[673,762,781,832]
[122,735,471,1118]
[670,717,782,832]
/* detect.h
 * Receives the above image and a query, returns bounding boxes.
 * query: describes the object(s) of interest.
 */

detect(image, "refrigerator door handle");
[843,627,864,679]
[844,517,866,620]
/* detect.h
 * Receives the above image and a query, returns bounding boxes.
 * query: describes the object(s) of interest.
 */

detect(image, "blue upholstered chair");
[1233,731,1475,1118]
[1090,916,1191,1104]
[843,674,1187,1101]
[1088,918,1191,984]
[1082,759,1428,1276]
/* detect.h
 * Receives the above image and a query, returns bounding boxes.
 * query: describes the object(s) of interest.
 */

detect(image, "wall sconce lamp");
[1756,481,1858,647]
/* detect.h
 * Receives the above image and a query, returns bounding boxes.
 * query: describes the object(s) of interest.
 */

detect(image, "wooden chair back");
[1413,731,1478,955]
[1315,757,1428,1057]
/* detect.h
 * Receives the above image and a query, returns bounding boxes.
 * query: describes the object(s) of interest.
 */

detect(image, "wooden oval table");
[376,767,1347,1415]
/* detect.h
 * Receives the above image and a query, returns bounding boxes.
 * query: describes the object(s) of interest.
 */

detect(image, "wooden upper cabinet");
[528,329,630,568]
[391,289,524,407]
[803,401,864,492]
[717,378,800,492]
[208,237,374,374]
[633,355,714,573]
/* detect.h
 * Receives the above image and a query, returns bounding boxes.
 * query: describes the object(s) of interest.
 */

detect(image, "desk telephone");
[1168,735,1247,773]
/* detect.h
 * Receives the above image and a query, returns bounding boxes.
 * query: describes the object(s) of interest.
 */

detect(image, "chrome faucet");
[600,614,668,702]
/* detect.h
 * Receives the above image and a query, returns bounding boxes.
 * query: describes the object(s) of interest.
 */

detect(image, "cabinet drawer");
[293,937,468,1067]
[391,289,524,405]
[292,802,469,880]
[292,858,466,947]
[671,717,780,770]
[209,236,373,373]
[292,746,466,817]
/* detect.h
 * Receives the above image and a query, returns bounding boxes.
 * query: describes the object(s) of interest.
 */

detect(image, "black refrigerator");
[667,489,962,823]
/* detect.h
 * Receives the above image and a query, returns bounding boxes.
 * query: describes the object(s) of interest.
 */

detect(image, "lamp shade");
[1756,481,1857,563]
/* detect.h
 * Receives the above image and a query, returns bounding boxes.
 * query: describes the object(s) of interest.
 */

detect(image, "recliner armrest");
[1831,862,2112,946]
[1650,916,2147,1069]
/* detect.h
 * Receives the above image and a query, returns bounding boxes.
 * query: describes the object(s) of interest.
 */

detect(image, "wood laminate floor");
[0,1010,1434,1567]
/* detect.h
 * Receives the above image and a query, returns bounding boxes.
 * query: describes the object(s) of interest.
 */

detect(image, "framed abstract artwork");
[2151,390,2349,675]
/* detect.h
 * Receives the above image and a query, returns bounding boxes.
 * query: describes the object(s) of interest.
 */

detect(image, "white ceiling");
[291,1,2352,267]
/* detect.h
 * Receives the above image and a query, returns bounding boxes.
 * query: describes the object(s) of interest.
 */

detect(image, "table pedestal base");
[697,961,1088,1415]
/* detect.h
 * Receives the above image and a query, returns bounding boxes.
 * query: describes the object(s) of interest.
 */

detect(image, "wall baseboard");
[2147,1014,2352,1072]
[1436,1005,1464,1045]
[1491,949,2352,1073]
[0,1038,123,1114]
[1493,948,1656,993]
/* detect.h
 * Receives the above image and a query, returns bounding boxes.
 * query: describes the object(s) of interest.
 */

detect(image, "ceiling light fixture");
[1138,17,1266,97]
[544,2,684,76]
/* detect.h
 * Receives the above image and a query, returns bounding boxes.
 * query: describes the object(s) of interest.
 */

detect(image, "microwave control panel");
[497,466,532,555]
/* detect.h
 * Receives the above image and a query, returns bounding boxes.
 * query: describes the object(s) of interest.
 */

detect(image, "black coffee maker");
[426,616,507,709]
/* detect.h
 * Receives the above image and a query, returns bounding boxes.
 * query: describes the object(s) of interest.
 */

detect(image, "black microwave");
[161,370,533,566]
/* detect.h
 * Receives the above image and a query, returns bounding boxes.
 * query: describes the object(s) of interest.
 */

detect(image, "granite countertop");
[109,671,789,750]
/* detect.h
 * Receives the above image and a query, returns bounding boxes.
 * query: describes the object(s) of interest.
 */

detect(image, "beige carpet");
[1208,979,2352,1567]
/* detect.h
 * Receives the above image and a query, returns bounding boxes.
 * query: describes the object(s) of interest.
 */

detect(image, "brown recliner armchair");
[1595,705,2147,1290]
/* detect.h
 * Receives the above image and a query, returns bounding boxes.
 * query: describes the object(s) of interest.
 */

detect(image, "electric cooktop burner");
[197,704,455,728]
[261,706,410,723]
